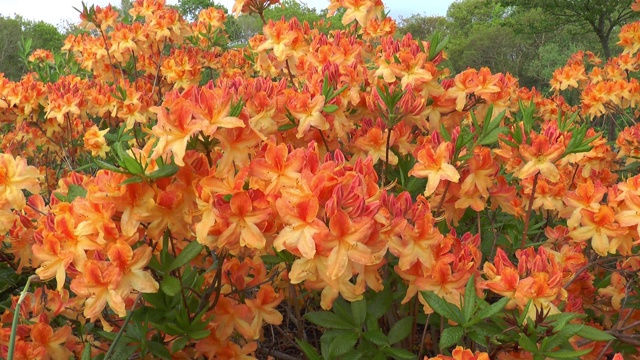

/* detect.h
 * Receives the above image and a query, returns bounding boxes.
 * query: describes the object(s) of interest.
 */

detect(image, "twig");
[521,173,540,249]
[104,294,143,360]
[418,313,432,358]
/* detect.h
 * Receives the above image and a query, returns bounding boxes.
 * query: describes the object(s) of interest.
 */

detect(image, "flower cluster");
[0,0,639,358]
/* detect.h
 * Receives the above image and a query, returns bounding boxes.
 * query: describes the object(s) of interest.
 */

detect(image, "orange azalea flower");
[460,146,498,198]
[29,322,73,360]
[107,241,159,295]
[274,188,328,259]
[0,154,41,210]
[550,63,587,91]
[289,93,328,139]
[515,133,565,182]
[243,285,283,339]
[256,19,299,61]
[617,191,640,234]
[70,260,126,320]
[409,141,460,197]
[598,272,627,310]
[340,0,384,27]
[561,178,606,228]
[569,206,628,256]
[83,125,109,158]
[430,346,490,360]
[149,94,204,167]
[321,209,377,280]
[250,141,304,194]
[217,191,272,250]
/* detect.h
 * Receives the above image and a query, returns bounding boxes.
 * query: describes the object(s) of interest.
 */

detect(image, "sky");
[0,0,455,28]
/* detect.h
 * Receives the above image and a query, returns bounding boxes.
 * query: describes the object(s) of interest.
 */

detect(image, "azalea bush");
[0,0,640,359]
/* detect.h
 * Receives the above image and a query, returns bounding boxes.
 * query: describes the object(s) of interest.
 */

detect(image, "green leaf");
[147,341,172,359]
[167,241,204,272]
[474,296,510,323]
[439,326,464,349]
[543,325,582,352]
[323,104,339,113]
[188,329,210,340]
[383,347,417,360]
[341,349,365,360]
[328,332,359,358]
[547,313,584,332]
[171,337,189,354]
[116,142,144,175]
[81,340,93,360]
[278,123,296,131]
[387,316,413,345]
[420,291,463,323]
[94,158,126,173]
[108,345,137,360]
[120,176,144,186]
[546,347,594,359]
[351,299,367,327]
[148,164,180,180]
[518,333,539,353]
[66,184,87,202]
[296,339,321,360]
[304,311,356,330]
[576,325,615,341]
[161,276,181,297]
[462,275,476,324]
[478,127,506,146]
[362,330,389,346]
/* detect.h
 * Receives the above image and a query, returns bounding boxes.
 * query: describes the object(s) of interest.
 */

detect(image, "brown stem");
[289,283,304,340]
[418,313,432,357]
[521,173,540,249]
[285,60,297,89]
[169,236,191,320]
[0,251,17,271]
[435,181,452,216]
[318,129,331,154]
[258,11,267,26]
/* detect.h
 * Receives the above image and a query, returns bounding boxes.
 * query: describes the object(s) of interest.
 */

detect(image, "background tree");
[0,15,63,80]
[499,0,638,59]
[396,14,448,40]
[0,16,24,80]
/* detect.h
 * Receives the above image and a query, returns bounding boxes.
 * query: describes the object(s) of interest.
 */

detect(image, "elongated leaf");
[362,330,389,346]
[542,325,582,352]
[518,333,539,353]
[94,158,126,173]
[439,326,464,349]
[383,347,417,360]
[160,276,181,297]
[296,339,321,360]
[167,241,204,272]
[475,296,510,322]
[462,275,476,323]
[328,332,358,358]
[147,341,171,359]
[351,299,367,327]
[576,325,615,341]
[546,348,594,359]
[70,183,88,198]
[148,164,180,180]
[323,104,339,113]
[304,311,356,330]
[421,291,463,324]
[388,316,413,345]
